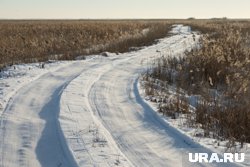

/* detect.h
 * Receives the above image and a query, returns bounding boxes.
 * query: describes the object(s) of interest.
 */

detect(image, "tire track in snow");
[56,25,205,167]
[0,62,86,167]
[59,56,136,167]
[86,26,236,167]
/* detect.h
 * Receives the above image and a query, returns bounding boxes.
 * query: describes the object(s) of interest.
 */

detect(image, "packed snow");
[0,25,248,167]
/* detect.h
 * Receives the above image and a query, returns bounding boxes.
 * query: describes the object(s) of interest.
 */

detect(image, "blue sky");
[0,0,249,19]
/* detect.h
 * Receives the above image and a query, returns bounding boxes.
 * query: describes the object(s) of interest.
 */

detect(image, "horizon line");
[1,17,250,21]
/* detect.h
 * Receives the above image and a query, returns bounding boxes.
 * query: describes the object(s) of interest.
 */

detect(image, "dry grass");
[143,19,250,146]
[0,20,172,68]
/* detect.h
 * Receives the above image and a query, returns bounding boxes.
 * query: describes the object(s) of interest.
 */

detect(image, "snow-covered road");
[0,62,86,167]
[0,25,243,167]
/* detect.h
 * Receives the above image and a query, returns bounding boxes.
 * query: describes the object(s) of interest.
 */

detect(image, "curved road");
[0,25,239,167]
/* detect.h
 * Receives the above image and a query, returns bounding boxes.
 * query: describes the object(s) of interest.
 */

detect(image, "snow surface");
[0,61,71,115]
[0,25,248,167]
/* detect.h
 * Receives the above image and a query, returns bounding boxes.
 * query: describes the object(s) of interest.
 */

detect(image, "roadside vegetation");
[0,20,172,68]
[142,19,250,150]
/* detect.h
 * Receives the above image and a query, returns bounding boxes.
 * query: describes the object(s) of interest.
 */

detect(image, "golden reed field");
[0,20,174,67]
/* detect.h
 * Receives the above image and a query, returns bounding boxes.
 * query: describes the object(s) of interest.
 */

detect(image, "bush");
[142,20,250,145]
